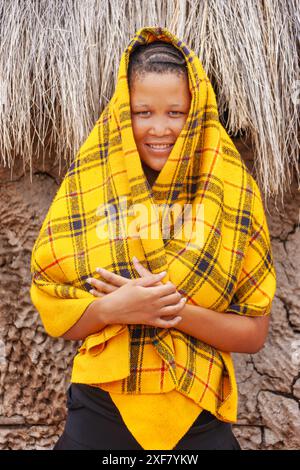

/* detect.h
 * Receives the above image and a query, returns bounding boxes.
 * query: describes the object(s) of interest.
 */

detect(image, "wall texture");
[0,139,299,449]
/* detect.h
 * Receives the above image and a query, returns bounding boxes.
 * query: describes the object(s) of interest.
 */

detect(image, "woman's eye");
[133,111,184,116]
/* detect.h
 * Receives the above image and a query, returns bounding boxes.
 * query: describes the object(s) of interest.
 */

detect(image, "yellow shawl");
[30,26,276,450]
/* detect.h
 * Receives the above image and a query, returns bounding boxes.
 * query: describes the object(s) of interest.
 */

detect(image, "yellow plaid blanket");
[30,27,276,450]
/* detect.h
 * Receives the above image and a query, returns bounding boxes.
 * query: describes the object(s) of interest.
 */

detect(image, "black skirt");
[53,384,241,450]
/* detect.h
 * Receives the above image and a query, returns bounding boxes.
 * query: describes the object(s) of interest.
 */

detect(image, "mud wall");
[0,140,299,449]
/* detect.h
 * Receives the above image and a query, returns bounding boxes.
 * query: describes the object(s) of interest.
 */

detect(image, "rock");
[258,391,300,449]
[0,144,299,450]
[232,425,262,450]
[292,379,300,400]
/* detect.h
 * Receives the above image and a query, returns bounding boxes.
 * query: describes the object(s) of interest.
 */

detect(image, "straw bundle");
[0,0,299,200]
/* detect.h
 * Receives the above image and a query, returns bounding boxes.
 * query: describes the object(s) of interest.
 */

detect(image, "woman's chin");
[141,157,168,172]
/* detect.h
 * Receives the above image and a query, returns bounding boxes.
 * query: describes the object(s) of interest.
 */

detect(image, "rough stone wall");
[0,140,299,450]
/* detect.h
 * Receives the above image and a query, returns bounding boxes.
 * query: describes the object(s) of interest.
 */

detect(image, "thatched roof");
[0,0,299,201]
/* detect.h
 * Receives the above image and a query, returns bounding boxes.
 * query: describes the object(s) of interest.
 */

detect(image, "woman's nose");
[148,122,172,136]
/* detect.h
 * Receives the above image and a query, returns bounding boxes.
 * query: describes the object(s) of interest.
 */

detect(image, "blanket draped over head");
[30,26,276,450]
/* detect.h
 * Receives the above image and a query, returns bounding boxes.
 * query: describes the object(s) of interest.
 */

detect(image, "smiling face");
[130,72,192,172]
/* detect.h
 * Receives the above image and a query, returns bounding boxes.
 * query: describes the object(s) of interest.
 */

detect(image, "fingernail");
[96,267,102,272]
[132,256,138,262]
[86,278,92,284]
[158,271,167,276]
[181,297,187,302]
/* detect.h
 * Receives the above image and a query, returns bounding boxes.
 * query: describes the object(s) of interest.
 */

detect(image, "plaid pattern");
[30,27,276,434]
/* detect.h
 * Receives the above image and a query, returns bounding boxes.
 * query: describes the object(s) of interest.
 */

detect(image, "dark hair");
[128,41,188,88]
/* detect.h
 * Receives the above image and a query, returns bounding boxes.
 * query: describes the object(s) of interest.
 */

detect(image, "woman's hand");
[87,257,186,328]
[86,257,163,296]
[132,257,182,322]
[99,273,186,328]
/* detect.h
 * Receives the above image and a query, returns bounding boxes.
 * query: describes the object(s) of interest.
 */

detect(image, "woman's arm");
[65,294,270,351]
[174,303,270,353]
[85,261,271,353]
[61,298,107,341]
[61,272,184,341]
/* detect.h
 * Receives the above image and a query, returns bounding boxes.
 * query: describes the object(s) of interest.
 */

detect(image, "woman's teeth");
[148,144,173,149]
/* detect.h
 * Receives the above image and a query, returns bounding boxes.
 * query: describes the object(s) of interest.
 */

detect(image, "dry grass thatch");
[0,0,299,202]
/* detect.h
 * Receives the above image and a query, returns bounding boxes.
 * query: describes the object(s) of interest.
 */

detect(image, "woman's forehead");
[129,72,191,103]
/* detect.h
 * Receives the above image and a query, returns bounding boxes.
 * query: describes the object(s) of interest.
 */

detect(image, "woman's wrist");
[97,293,116,326]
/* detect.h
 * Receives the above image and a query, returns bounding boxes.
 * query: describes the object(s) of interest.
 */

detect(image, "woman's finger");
[147,280,177,297]
[154,316,182,329]
[135,271,167,287]
[159,297,187,315]
[157,291,182,307]
[87,277,117,294]
[95,267,129,286]
[133,257,164,286]
[89,288,105,297]
[132,256,152,277]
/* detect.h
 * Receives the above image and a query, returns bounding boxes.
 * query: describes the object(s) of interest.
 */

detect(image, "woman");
[30,27,276,450]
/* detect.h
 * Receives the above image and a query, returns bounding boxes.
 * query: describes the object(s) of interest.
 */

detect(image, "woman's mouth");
[145,143,174,154]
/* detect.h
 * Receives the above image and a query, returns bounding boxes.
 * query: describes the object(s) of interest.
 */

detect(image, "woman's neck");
[142,161,160,188]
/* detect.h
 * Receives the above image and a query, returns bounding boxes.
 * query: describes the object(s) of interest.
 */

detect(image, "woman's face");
[130,72,191,172]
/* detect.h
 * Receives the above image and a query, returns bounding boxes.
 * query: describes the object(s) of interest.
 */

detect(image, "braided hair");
[128,41,188,88]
